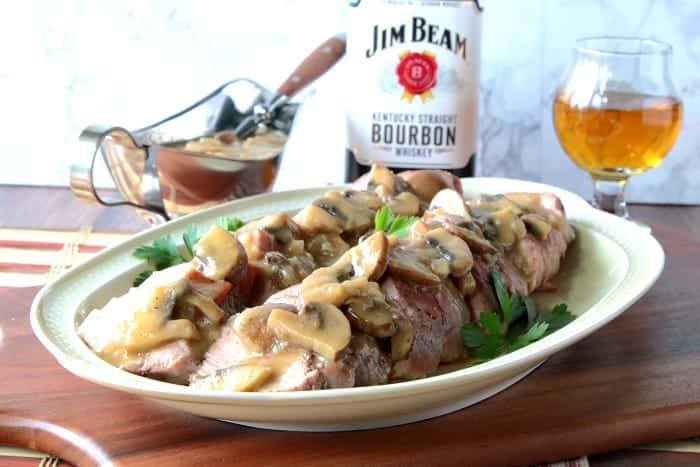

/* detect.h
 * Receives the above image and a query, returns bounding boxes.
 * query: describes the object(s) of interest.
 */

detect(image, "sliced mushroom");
[429,189,470,219]
[467,194,524,216]
[367,164,396,193]
[466,195,530,248]
[130,276,199,350]
[398,171,447,202]
[194,225,247,280]
[125,314,199,353]
[521,213,553,240]
[300,232,388,305]
[440,221,497,254]
[504,192,565,217]
[267,303,351,361]
[234,305,283,353]
[292,204,343,235]
[350,231,389,281]
[300,266,353,305]
[424,228,473,277]
[430,258,450,277]
[179,291,225,324]
[388,191,421,217]
[391,318,415,361]
[387,246,442,286]
[237,213,291,243]
[318,191,375,232]
[487,208,527,248]
[344,296,396,338]
[190,364,274,392]
[342,190,384,211]
[262,251,315,292]
[306,234,350,267]
[388,226,473,285]
[423,209,497,255]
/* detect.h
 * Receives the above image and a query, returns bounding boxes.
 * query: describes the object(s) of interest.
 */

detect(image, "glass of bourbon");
[553,37,682,220]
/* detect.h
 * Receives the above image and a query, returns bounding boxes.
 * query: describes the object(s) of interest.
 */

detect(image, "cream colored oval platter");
[30,178,664,431]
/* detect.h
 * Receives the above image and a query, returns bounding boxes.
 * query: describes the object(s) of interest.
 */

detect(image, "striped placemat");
[0,227,129,288]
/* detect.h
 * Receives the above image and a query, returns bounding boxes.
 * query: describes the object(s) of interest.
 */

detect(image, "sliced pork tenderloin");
[382,275,468,380]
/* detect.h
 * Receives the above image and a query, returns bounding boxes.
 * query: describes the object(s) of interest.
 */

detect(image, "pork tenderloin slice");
[317,333,392,388]
[192,350,325,392]
[193,305,326,391]
[122,339,196,385]
[505,228,569,295]
[436,280,469,363]
[382,275,468,380]
[466,229,572,321]
[347,334,392,386]
[465,255,494,320]
[265,353,325,391]
[382,277,443,380]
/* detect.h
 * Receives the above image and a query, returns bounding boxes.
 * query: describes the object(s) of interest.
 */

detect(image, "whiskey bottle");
[344,0,482,181]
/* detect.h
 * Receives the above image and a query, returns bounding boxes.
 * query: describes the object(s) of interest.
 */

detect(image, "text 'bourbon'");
[345,0,482,180]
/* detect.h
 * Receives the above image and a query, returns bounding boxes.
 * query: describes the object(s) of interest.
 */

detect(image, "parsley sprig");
[461,271,576,361]
[374,206,419,238]
[133,235,185,270]
[216,216,244,232]
[131,216,244,287]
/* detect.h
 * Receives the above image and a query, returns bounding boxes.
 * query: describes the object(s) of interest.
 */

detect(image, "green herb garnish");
[374,205,419,238]
[182,224,199,260]
[460,270,576,361]
[216,216,245,232]
[132,235,184,270]
[132,269,154,287]
[131,222,212,287]
[539,303,576,334]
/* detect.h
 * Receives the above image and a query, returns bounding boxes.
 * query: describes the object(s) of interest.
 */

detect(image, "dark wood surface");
[1,186,700,467]
[0,185,149,232]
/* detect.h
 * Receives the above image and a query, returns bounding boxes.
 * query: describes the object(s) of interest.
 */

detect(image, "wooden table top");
[1,185,700,467]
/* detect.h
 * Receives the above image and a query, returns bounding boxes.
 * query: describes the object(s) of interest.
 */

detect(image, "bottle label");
[346,0,482,169]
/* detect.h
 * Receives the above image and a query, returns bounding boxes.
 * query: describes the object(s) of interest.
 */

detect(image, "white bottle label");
[346,0,482,169]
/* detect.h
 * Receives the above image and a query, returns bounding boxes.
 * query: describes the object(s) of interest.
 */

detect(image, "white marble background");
[0,0,697,203]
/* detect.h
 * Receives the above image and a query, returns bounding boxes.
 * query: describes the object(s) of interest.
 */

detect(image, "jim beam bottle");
[345,0,483,181]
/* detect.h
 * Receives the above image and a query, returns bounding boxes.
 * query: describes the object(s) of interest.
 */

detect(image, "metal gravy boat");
[71,36,345,224]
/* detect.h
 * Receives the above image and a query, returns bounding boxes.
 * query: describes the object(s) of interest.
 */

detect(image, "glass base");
[589,176,652,232]
[591,178,629,219]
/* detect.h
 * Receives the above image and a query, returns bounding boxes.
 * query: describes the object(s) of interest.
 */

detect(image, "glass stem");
[591,177,629,218]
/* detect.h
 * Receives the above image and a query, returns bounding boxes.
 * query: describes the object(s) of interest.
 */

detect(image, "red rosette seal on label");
[396,50,437,103]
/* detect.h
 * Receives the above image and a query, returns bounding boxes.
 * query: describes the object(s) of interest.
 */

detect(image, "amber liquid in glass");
[553,90,682,179]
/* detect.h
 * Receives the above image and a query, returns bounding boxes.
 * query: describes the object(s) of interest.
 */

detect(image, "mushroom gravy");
[77,164,575,391]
